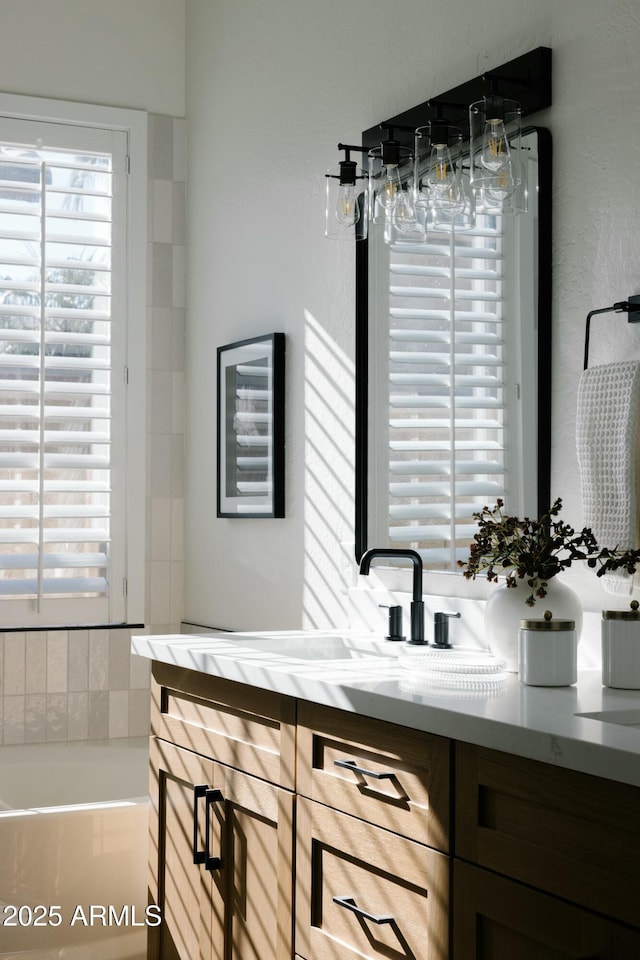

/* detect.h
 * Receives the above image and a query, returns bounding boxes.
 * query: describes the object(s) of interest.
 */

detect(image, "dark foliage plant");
[458,498,640,607]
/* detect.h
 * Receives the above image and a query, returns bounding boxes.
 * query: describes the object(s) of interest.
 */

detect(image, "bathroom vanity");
[133,630,640,960]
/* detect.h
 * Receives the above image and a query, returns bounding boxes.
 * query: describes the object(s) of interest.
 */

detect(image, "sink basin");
[575,710,640,728]
[213,632,399,663]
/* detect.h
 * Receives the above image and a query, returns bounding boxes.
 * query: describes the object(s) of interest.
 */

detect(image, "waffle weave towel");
[576,360,640,595]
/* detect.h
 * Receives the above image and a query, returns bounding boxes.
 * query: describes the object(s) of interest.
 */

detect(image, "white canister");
[602,600,640,689]
[518,610,577,686]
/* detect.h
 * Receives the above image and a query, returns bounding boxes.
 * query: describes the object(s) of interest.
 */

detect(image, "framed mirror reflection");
[355,127,552,571]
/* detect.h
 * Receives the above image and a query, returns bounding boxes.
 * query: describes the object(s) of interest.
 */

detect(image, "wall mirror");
[354,52,552,572]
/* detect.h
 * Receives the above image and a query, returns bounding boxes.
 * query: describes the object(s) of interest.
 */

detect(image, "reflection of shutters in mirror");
[379,215,509,570]
[0,120,127,623]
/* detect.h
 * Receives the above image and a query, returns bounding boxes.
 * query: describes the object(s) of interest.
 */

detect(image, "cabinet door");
[222,766,294,960]
[296,796,449,960]
[149,737,224,960]
[454,860,640,960]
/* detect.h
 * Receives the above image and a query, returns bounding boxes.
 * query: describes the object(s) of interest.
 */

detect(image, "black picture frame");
[216,333,285,518]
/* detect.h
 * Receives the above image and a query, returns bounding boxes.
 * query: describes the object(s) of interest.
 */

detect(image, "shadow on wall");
[303,310,355,629]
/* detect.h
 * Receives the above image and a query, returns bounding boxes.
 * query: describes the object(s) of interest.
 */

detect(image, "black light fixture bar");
[361,46,551,155]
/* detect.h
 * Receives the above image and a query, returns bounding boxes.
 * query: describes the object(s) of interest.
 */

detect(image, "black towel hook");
[583,296,640,370]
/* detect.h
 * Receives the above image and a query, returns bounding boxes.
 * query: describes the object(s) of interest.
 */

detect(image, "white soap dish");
[398,647,507,684]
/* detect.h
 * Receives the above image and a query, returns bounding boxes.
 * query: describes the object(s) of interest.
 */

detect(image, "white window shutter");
[0,121,130,623]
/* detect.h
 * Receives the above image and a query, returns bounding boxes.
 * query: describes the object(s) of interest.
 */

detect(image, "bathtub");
[0,738,149,960]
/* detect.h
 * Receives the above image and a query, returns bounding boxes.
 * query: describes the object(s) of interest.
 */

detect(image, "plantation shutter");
[0,118,128,621]
[375,214,509,570]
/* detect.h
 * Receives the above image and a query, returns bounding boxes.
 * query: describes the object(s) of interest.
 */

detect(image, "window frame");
[0,93,146,627]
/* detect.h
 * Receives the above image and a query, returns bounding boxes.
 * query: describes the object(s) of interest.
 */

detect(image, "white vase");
[484,579,582,673]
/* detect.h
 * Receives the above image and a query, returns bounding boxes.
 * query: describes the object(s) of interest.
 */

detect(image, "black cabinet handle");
[192,784,208,865]
[334,758,394,780]
[205,788,224,872]
[333,895,394,925]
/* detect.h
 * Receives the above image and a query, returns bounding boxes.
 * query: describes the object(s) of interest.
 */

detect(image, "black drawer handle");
[334,758,395,780]
[192,784,208,865]
[205,788,224,872]
[333,895,394,925]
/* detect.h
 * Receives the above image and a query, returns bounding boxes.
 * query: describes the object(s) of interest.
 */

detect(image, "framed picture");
[217,333,285,518]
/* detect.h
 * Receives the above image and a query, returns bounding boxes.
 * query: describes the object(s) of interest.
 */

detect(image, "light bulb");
[428,143,458,198]
[377,163,402,213]
[480,118,511,175]
[335,184,360,226]
[392,190,417,234]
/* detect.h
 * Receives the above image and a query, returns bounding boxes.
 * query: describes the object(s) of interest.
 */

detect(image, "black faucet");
[359,548,425,644]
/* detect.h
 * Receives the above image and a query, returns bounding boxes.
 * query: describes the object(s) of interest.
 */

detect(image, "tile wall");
[0,114,186,745]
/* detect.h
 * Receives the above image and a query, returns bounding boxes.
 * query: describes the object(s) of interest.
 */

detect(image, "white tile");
[151,498,172,560]
[151,369,173,435]
[152,179,174,243]
[171,434,184,498]
[109,629,132,690]
[4,634,25,696]
[172,244,186,309]
[89,630,109,690]
[172,371,184,434]
[26,633,46,694]
[88,690,109,740]
[172,181,186,244]
[151,306,173,371]
[25,694,46,742]
[150,561,172,624]
[171,498,184,562]
[129,689,151,737]
[150,433,173,497]
[3,696,24,744]
[67,692,89,741]
[129,652,150,690]
[170,561,184,625]
[173,118,187,182]
[68,630,89,692]
[171,307,185,372]
[46,631,68,693]
[46,693,68,741]
[109,690,130,739]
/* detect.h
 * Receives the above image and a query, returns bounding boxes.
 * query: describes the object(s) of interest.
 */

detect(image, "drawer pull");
[192,784,208,865]
[205,788,224,872]
[334,758,395,780]
[333,895,394,925]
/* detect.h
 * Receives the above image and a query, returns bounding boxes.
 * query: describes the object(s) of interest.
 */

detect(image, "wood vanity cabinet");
[295,702,451,960]
[145,660,640,960]
[147,662,296,960]
[454,742,640,959]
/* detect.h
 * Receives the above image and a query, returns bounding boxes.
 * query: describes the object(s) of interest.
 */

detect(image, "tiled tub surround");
[0,113,186,746]
[0,628,151,745]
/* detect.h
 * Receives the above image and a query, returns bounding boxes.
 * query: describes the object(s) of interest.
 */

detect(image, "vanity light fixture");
[325,48,551,242]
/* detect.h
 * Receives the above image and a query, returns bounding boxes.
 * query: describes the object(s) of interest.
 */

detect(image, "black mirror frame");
[355,125,552,562]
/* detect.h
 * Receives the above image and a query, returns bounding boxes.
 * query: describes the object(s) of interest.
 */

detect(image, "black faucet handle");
[379,604,405,641]
[433,611,461,648]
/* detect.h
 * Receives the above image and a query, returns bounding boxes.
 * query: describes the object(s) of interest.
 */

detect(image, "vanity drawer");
[456,742,640,927]
[151,662,296,789]
[295,796,449,960]
[297,701,450,851]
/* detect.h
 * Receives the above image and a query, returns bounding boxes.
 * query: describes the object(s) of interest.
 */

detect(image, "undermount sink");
[216,632,399,663]
[575,710,640,728]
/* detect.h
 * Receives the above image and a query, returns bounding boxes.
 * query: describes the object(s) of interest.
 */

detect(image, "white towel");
[576,360,640,595]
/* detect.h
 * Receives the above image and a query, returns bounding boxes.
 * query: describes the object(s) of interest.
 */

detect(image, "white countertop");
[132,630,640,788]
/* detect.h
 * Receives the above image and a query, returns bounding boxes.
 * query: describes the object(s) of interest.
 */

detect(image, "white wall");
[184,0,640,631]
[0,0,185,117]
